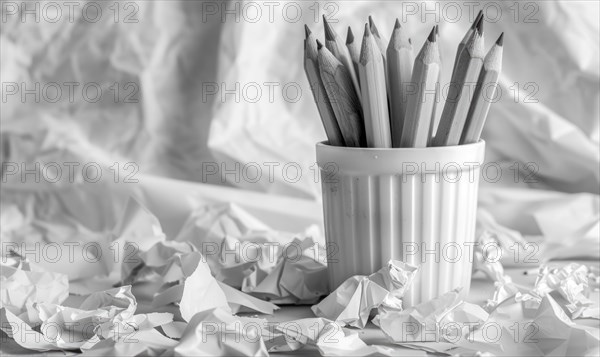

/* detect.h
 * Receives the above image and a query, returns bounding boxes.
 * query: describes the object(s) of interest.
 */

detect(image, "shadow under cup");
[316,140,486,307]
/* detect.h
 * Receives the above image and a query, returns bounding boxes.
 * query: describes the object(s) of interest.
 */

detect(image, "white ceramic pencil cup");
[316,141,485,307]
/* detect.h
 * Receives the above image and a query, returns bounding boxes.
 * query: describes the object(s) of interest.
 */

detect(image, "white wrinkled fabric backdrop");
[1,1,599,270]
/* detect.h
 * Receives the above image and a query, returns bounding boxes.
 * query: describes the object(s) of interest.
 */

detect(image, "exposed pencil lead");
[408,38,412,45]
[435,25,439,37]
[346,26,354,44]
[316,39,323,50]
[304,24,311,38]
[368,15,374,28]
[323,15,335,41]
[394,18,401,29]
[428,26,436,42]
[496,32,504,46]
[363,23,371,37]
[472,10,483,29]
[476,14,484,35]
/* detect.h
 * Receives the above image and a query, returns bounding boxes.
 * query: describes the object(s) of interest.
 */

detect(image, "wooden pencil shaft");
[433,31,484,146]
[346,29,361,89]
[359,29,392,148]
[304,33,345,146]
[318,44,366,147]
[387,21,414,148]
[429,26,442,146]
[400,37,440,148]
[453,11,482,72]
[324,18,361,97]
[461,42,502,144]
[369,16,390,99]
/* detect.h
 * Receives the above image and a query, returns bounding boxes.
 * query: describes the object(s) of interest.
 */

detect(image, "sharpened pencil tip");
[496,32,504,46]
[346,27,354,44]
[472,10,483,29]
[428,26,436,42]
[408,38,412,45]
[304,24,311,38]
[323,16,335,41]
[363,23,371,37]
[476,15,484,34]
[394,18,401,29]
[435,25,439,37]
[316,39,323,50]
[368,15,380,36]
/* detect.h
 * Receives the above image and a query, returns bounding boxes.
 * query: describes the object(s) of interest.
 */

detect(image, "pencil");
[359,24,392,148]
[324,16,361,96]
[386,19,414,147]
[400,27,441,148]
[304,25,346,147]
[369,16,388,60]
[461,33,503,144]
[430,25,441,142]
[432,19,485,146]
[318,40,367,147]
[346,27,361,88]
[453,10,483,73]
[369,15,390,99]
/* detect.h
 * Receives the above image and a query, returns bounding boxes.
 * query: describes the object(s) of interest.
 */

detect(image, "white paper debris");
[174,308,269,356]
[517,263,599,319]
[312,261,419,328]
[379,289,489,345]
[0,285,174,352]
[0,264,69,320]
[175,203,329,304]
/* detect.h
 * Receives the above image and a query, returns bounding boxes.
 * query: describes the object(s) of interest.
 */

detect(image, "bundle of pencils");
[304,12,503,148]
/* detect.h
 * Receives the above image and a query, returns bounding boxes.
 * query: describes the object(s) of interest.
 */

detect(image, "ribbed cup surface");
[317,141,485,307]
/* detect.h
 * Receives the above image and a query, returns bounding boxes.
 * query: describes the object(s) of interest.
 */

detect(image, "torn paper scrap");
[179,259,231,321]
[174,307,269,356]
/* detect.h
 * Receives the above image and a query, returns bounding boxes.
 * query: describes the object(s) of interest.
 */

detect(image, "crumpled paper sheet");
[174,202,329,303]
[312,260,418,328]
[0,263,69,320]
[115,203,280,316]
[378,289,489,345]
[516,263,599,319]
[174,307,269,356]
[0,285,174,352]
[532,294,600,356]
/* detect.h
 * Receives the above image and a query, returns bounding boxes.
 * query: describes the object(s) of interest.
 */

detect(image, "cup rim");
[316,140,485,152]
